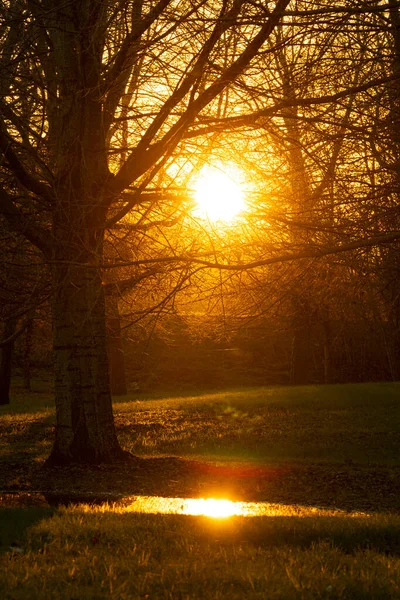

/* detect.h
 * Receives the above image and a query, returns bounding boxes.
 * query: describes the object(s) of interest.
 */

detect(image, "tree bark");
[0,318,17,405]
[23,312,34,390]
[321,310,333,384]
[290,301,313,385]
[47,259,126,465]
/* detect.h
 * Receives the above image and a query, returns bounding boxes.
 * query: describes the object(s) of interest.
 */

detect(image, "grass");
[3,380,399,467]
[1,504,400,599]
[115,382,400,466]
[1,380,400,598]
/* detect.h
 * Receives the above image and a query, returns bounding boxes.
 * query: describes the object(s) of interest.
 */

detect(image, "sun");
[193,165,245,223]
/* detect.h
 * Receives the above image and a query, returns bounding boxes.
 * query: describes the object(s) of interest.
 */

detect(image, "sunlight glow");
[185,498,239,518]
[193,165,245,223]
[111,496,372,519]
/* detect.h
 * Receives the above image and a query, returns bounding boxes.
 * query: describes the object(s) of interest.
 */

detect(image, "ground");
[1,381,399,512]
[1,382,400,599]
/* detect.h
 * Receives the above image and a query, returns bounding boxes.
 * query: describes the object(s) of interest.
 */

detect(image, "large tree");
[0,0,293,463]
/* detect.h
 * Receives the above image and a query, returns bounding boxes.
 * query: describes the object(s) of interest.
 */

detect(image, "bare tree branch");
[0,186,52,256]
[0,124,55,204]
[111,0,292,193]
[184,76,398,137]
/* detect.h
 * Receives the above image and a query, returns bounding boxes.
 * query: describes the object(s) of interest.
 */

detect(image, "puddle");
[0,491,371,518]
[120,496,370,518]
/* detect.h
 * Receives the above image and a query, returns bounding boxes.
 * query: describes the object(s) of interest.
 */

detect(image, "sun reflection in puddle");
[122,496,370,519]
[185,498,243,517]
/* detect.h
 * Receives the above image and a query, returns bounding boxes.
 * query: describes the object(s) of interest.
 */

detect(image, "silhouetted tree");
[0,0,292,463]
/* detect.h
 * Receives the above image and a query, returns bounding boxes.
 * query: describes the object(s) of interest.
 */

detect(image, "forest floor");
[1,381,400,599]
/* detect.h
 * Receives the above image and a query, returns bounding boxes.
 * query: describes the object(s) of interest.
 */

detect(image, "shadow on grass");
[233,515,400,556]
[26,508,400,558]
[0,411,54,467]
[0,507,55,555]
[112,511,400,557]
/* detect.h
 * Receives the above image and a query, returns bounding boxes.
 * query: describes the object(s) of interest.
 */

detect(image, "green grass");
[1,380,399,598]
[2,380,400,467]
[115,382,400,466]
[1,376,54,412]
[0,507,54,553]
[1,504,400,599]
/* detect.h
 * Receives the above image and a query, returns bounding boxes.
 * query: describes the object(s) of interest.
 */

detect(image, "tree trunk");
[291,316,313,385]
[23,312,34,391]
[46,261,127,465]
[0,318,17,405]
[277,47,315,387]
[384,327,400,382]
[320,306,333,384]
